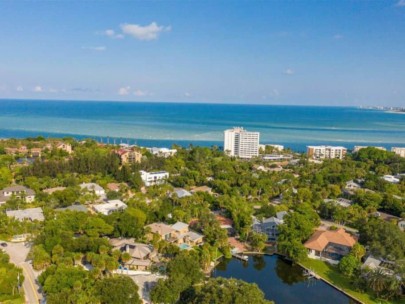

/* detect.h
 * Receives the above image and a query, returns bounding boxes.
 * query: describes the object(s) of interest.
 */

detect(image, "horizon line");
[0,97,365,108]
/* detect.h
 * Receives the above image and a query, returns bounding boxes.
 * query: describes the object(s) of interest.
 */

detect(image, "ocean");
[1,99,404,152]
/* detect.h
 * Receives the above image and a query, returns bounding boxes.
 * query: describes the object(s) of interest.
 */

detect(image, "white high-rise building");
[224,127,260,158]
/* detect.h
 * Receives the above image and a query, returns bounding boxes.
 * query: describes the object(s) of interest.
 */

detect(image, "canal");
[213,255,357,304]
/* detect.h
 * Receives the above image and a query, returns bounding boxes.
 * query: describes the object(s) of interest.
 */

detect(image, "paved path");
[1,241,43,304]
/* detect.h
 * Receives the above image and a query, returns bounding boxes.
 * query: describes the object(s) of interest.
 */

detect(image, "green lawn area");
[300,259,396,304]
[0,295,25,304]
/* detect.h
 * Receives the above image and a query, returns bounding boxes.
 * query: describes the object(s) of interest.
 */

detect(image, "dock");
[231,252,249,261]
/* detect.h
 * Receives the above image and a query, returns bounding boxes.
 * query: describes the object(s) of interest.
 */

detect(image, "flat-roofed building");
[392,147,405,157]
[140,170,169,187]
[307,145,347,160]
[93,199,127,215]
[6,207,44,222]
[224,127,260,159]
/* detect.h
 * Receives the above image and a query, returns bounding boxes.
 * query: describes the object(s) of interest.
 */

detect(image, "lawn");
[299,259,399,304]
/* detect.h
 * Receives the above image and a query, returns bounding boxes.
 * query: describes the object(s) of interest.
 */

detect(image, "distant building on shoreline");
[224,127,260,159]
[353,146,386,153]
[391,147,405,158]
[307,145,347,160]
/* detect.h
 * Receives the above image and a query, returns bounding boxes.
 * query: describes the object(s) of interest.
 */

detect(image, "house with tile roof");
[304,228,357,264]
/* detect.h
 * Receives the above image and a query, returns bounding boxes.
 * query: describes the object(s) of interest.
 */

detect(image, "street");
[0,241,43,304]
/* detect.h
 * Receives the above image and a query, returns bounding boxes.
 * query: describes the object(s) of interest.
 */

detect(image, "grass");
[0,295,25,304]
[299,259,397,304]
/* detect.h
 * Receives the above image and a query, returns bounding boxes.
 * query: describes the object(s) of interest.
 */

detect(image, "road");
[1,241,43,304]
[320,220,358,233]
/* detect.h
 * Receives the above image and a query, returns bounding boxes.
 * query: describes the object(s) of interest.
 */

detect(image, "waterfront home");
[115,148,142,164]
[147,147,177,158]
[0,185,35,204]
[171,221,204,247]
[109,238,155,271]
[391,147,405,158]
[307,145,347,160]
[6,207,44,222]
[80,183,106,197]
[252,211,287,241]
[259,144,284,152]
[140,170,169,187]
[92,200,127,215]
[224,127,260,159]
[304,228,357,264]
[214,213,234,235]
[353,146,386,152]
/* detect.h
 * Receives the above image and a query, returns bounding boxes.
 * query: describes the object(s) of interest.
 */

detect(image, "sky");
[0,0,404,106]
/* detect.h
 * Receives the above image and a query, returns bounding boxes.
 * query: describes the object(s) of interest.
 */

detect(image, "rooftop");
[304,228,357,252]
[6,207,44,221]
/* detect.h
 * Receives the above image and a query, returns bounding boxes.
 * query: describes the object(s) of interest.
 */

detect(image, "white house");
[93,199,127,215]
[148,147,177,158]
[0,185,35,204]
[80,183,106,197]
[382,175,400,184]
[140,170,169,187]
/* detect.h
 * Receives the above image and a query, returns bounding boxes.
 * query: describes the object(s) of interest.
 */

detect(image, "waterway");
[213,255,357,304]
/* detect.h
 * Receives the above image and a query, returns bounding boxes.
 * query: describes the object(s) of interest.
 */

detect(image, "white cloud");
[283,68,295,75]
[333,34,344,40]
[104,29,124,39]
[133,89,148,96]
[82,46,106,51]
[396,0,405,6]
[16,86,23,92]
[184,92,191,97]
[48,88,58,93]
[33,86,43,92]
[120,22,171,41]
[118,86,131,96]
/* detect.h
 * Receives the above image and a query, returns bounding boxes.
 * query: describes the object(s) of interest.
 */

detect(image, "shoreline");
[385,110,405,115]
[213,253,366,304]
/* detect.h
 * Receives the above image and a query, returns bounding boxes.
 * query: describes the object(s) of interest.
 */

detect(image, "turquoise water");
[214,255,355,304]
[0,99,404,151]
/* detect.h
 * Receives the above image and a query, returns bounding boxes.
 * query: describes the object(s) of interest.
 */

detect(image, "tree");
[95,275,141,304]
[339,254,360,277]
[184,277,273,304]
[249,232,268,252]
[33,245,51,270]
